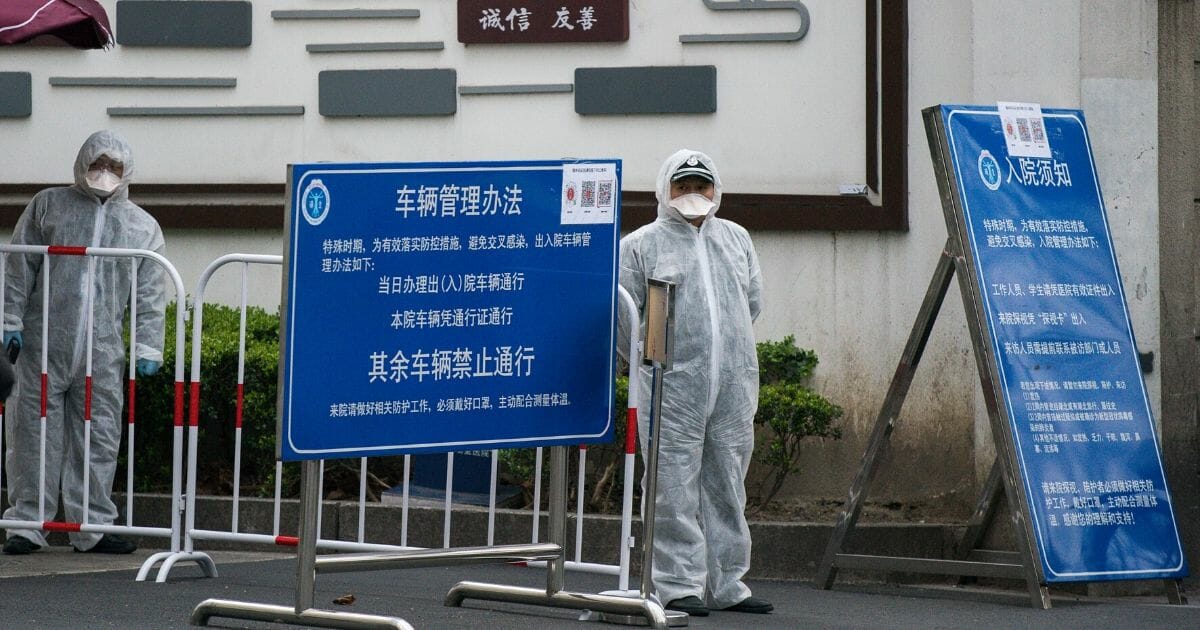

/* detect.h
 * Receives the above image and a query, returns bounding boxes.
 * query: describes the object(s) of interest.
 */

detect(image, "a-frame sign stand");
[816,105,1188,609]
[813,239,1058,608]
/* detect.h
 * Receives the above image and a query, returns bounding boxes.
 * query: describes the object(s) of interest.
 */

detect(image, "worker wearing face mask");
[2,130,166,555]
[617,149,770,617]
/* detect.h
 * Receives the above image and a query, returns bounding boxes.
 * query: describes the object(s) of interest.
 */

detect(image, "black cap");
[670,155,713,182]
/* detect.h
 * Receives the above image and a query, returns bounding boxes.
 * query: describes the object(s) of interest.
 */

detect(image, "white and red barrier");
[168,253,644,588]
[179,254,410,575]
[520,285,641,589]
[0,244,194,582]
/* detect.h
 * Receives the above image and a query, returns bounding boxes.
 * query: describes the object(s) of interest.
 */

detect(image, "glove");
[4,330,21,363]
[135,358,161,377]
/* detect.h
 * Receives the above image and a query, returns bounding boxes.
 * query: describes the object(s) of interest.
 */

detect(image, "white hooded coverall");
[618,149,762,607]
[3,130,166,550]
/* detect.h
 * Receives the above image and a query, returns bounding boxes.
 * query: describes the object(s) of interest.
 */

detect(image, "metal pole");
[296,459,321,613]
[547,445,567,594]
[640,366,664,599]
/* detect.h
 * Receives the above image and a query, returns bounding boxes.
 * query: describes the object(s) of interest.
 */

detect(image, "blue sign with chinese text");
[940,105,1186,582]
[280,160,621,460]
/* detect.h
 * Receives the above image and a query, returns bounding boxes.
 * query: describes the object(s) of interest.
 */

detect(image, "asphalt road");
[0,547,1196,629]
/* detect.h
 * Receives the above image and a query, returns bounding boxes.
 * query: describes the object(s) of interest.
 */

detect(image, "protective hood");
[655,149,722,223]
[72,129,133,201]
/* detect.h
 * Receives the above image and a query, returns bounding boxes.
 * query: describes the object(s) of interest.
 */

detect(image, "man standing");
[3,129,166,555]
[618,149,771,616]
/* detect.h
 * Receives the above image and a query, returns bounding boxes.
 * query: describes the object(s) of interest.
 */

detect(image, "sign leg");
[296,459,321,613]
[1164,579,1188,605]
[948,254,1052,610]
[546,446,567,595]
[956,459,1004,561]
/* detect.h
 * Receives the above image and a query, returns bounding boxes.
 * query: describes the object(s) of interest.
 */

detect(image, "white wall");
[0,0,869,312]
[0,1,865,193]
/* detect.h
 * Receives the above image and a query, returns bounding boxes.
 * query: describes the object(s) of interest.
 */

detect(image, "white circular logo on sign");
[978,150,1002,191]
[302,179,331,226]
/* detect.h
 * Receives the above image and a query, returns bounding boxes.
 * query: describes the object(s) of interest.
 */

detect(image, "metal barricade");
[179,254,412,583]
[354,286,644,588]
[176,254,644,590]
[0,244,192,581]
[519,284,643,589]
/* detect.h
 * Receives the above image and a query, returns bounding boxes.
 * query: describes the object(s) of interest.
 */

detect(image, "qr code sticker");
[1015,117,1032,142]
[597,180,613,208]
[1029,118,1046,143]
[582,180,596,207]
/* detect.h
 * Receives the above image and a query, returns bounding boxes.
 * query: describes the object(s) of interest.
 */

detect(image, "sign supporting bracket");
[814,242,1051,609]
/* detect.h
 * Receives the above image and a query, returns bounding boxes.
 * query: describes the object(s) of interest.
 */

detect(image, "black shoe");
[665,596,709,617]
[74,534,136,554]
[723,596,774,614]
[3,536,41,555]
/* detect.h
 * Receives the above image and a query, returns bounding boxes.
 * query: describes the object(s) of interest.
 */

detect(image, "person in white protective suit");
[2,130,166,555]
[618,149,771,617]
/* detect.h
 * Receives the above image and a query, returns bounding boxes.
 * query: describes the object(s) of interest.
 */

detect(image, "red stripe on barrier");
[625,408,637,454]
[174,380,185,427]
[579,444,587,451]
[126,379,136,424]
[46,246,87,256]
[40,373,47,417]
[275,536,299,546]
[189,381,201,427]
[236,383,244,429]
[43,521,82,533]
[84,375,92,420]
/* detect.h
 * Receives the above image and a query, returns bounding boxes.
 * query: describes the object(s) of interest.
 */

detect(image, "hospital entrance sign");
[939,105,1186,582]
[279,160,621,461]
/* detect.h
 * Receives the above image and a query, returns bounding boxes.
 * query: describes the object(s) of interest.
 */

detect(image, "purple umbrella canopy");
[0,0,113,49]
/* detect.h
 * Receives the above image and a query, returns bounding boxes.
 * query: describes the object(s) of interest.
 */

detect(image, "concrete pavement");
[0,545,1196,629]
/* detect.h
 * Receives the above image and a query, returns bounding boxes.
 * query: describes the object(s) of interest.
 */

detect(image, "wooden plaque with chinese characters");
[458,1,629,44]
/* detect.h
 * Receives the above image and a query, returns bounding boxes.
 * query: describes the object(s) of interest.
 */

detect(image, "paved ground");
[0,546,1196,629]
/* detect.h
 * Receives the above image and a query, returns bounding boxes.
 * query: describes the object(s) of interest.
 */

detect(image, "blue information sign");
[279,160,621,460]
[939,105,1187,582]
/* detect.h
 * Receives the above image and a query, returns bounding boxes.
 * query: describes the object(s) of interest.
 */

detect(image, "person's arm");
[132,227,167,364]
[746,237,762,322]
[616,236,647,363]
[4,195,47,335]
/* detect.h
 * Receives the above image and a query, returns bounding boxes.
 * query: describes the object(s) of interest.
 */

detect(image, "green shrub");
[121,301,282,495]
[752,335,843,508]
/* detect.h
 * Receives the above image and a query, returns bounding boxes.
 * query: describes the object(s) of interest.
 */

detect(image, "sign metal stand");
[192,158,644,628]
[593,278,688,627]
[816,105,1188,609]
[448,278,680,627]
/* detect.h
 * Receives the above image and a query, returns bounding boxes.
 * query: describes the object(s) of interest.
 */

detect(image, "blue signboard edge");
[278,158,623,460]
[940,105,1187,580]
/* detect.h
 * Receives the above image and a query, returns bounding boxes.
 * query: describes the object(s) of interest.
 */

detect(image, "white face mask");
[85,169,121,197]
[668,193,716,220]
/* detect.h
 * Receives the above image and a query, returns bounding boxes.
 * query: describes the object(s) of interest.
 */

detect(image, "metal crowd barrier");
[0,244,192,582]
[171,253,645,590]
[521,285,643,591]
[179,254,416,576]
